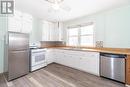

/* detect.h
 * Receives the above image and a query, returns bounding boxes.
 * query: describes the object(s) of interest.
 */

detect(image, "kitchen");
[0,0,130,87]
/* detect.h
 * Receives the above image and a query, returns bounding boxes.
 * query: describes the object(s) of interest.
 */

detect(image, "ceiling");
[15,0,130,22]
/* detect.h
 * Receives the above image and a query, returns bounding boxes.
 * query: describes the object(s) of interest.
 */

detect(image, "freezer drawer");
[100,53,126,83]
[8,50,29,81]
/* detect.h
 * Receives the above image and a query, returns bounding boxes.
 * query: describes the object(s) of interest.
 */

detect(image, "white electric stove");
[30,48,47,71]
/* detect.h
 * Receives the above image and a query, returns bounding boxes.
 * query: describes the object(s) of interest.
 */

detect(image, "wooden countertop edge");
[41,46,130,55]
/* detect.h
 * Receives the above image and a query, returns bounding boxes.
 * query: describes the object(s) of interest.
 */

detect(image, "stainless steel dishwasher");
[100,53,126,83]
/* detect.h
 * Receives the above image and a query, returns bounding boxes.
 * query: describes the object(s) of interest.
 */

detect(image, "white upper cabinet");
[42,21,63,41]
[8,11,32,33]
[8,11,22,32]
[53,22,64,41]
[42,21,54,41]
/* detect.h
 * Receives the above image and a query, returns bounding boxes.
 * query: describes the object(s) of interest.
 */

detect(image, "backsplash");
[96,41,103,48]
[40,41,66,48]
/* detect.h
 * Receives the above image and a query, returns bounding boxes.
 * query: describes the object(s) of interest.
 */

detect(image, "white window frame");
[66,27,79,46]
[67,22,95,47]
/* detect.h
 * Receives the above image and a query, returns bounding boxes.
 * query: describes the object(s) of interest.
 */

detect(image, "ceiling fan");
[45,0,71,12]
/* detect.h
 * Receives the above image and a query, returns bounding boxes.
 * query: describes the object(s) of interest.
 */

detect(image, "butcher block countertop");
[44,46,130,55]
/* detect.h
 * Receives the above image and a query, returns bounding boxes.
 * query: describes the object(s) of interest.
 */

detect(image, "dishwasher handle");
[100,53,126,58]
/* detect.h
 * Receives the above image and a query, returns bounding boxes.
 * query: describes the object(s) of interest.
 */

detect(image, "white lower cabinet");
[45,49,54,64]
[53,49,79,68]
[78,52,100,76]
[46,49,100,76]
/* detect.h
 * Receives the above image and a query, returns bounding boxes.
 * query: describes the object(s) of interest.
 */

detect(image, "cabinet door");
[54,49,80,68]
[8,11,22,32]
[63,50,80,68]
[58,22,64,41]
[8,16,22,32]
[42,21,62,41]
[49,22,55,41]
[42,21,55,41]
[46,49,54,64]
[79,52,99,76]
[8,11,32,33]
[53,22,63,41]
[54,50,66,64]
[42,21,49,41]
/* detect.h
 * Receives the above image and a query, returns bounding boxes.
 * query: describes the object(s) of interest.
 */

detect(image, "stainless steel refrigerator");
[4,32,29,81]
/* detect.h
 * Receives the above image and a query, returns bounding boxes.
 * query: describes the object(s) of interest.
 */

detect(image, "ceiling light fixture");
[52,1,60,10]
[45,0,71,12]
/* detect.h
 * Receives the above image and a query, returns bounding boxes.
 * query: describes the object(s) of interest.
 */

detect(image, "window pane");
[81,25,94,35]
[68,28,78,36]
[80,36,94,46]
[68,37,78,46]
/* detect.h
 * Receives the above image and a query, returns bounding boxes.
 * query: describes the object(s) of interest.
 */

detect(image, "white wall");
[63,5,130,48]
[0,17,8,73]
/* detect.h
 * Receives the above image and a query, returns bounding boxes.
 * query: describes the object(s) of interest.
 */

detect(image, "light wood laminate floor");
[0,63,125,87]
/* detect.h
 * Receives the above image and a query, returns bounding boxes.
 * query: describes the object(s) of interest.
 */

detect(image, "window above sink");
[66,22,95,47]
